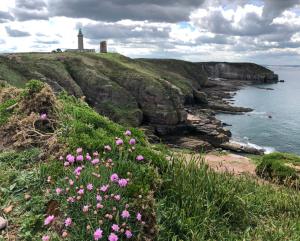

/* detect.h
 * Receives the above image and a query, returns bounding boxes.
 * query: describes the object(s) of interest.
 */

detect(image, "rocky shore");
[146,70,278,155]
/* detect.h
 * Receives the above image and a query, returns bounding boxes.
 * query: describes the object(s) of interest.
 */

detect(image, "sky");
[0,0,300,64]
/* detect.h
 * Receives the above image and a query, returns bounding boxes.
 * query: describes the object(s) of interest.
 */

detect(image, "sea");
[217,65,300,155]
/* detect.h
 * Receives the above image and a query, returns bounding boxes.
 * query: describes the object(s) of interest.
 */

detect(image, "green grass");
[0,98,17,126]
[256,152,300,187]
[0,149,47,241]
[0,61,25,87]
[157,155,300,240]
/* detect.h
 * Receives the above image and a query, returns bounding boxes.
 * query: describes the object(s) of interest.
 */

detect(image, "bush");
[25,79,45,94]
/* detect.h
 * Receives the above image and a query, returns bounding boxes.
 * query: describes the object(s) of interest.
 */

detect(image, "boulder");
[221,142,264,155]
[0,217,7,230]
[175,137,213,151]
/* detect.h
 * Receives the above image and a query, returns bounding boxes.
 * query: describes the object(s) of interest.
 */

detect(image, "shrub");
[25,79,45,94]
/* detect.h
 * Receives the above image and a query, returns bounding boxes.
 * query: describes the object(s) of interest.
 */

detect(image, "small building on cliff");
[65,29,95,53]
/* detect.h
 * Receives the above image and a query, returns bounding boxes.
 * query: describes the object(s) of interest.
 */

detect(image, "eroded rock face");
[201,62,278,83]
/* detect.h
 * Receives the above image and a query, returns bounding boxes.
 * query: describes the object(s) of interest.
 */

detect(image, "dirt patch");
[179,152,257,176]
[205,153,257,176]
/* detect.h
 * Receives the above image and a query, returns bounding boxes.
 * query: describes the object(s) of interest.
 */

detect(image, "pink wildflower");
[129,138,136,145]
[86,153,92,161]
[114,195,121,201]
[69,179,74,186]
[91,158,100,165]
[59,156,63,161]
[93,151,99,157]
[74,166,83,176]
[121,210,130,219]
[96,195,102,202]
[44,215,55,225]
[77,188,84,195]
[67,197,75,203]
[125,130,132,136]
[96,203,104,209]
[66,154,75,164]
[93,228,103,240]
[116,139,123,146]
[108,233,118,241]
[136,155,144,161]
[112,224,120,232]
[76,155,84,162]
[64,217,72,227]
[82,205,89,213]
[42,235,50,241]
[104,145,112,152]
[64,162,70,167]
[137,212,142,221]
[125,230,133,239]
[118,179,128,188]
[110,173,119,182]
[40,113,47,120]
[87,183,93,191]
[100,184,109,192]
[56,188,62,195]
[76,147,83,154]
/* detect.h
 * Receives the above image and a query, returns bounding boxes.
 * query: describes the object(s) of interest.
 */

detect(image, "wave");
[230,139,276,154]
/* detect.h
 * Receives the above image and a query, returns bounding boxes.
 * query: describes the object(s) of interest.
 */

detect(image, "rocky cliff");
[0,53,279,151]
[200,62,278,83]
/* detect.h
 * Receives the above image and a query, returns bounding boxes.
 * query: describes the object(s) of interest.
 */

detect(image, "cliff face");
[0,53,278,129]
[200,62,278,83]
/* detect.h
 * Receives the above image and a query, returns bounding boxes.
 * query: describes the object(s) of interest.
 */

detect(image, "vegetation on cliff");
[256,152,300,188]
[0,81,300,240]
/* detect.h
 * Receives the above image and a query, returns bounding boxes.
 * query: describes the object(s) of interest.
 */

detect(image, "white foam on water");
[230,140,276,154]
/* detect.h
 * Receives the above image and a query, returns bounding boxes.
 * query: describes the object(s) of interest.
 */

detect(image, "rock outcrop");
[200,62,278,83]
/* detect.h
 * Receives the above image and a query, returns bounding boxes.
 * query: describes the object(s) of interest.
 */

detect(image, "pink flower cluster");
[44,131,147,240]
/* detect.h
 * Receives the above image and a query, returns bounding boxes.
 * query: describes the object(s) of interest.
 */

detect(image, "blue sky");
[0,0,300,65]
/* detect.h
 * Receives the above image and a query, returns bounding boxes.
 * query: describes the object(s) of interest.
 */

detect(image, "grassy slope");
[1,82,300,240]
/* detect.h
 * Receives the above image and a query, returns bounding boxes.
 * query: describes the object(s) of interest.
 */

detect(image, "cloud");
[82,21,171,41]
[13,0,49,21]
[35,40,60,45]
[0,11,14,22]
[5,27,31,37]
[262,0,300,21]
[48,0,205,22]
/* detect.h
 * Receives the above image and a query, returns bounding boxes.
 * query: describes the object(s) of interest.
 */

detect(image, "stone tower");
[78,28,84,51]
[100,41,107,53]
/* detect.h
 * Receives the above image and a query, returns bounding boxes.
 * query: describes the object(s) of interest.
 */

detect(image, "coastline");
[160,78,278,155]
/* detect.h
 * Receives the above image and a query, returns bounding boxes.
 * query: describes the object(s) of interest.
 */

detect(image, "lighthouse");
[78,28,84,51]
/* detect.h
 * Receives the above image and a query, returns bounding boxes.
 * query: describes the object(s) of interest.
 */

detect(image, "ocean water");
[217,66,300,155]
